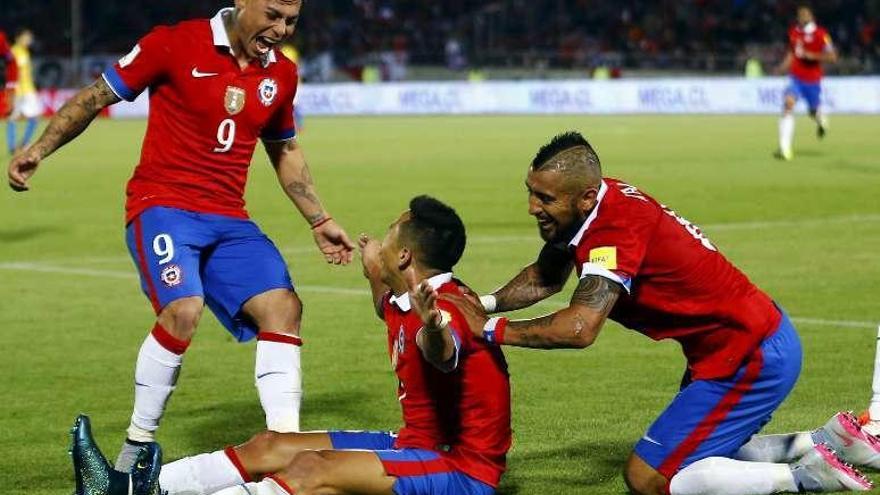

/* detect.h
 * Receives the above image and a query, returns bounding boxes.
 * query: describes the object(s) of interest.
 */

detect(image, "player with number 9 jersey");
[105,11,297,222]
[7,1,355,472]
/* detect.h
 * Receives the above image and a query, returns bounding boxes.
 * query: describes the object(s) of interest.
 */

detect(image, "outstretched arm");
[264,138,355,265]
[446,274,621,350]
[8,77,120,191]
[483,243,573,313]
[358,234,388,319]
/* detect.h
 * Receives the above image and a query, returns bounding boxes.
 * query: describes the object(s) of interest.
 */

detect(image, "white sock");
[815,110,828,129]
[669,457,796,495]
[159,449,246,495]
[256,333,303,433]
[779,114,795,154]
[735,433,814,463]
[128,324,189,442]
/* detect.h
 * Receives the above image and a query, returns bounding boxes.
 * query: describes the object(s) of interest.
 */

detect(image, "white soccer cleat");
[792,443,873,492]
[818,411,880,470]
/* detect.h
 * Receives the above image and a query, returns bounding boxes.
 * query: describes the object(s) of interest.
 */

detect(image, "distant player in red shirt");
[70,195,512,495]
[774,5,837,161]
[7,0,355,472]
[0,29,18,135]
[446,132,876,495]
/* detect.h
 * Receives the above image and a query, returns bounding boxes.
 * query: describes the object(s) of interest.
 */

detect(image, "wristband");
[483,317,508,345]
[310,216,332,229]
[480,294,497,313]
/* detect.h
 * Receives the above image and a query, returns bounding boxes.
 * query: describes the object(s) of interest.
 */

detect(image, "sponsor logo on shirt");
[258,78,278,106]
[589,246,618,270]
[224,86,246,115]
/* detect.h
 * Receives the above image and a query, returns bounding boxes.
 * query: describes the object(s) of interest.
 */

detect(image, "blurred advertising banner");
[41,77,879,119]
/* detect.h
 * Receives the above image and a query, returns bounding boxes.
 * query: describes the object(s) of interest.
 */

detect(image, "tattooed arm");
[487,243,573,313]
[502,275,621,349]
[264,138,355,264]
[8,78,120,191]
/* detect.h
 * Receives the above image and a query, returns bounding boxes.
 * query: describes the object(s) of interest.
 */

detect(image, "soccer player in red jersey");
[7,0,355,471]
[446,132,875,494]
[70,196,512,495]
[0,29,18,145]
[775,5,837,161]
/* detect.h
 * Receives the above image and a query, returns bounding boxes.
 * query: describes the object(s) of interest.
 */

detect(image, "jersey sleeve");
[102,27,172,102]
[261,64,298,142]
[821,30,834,52]
[574,207,656,294]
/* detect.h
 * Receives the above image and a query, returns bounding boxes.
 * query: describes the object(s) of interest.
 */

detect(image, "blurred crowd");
[1,0,878,82]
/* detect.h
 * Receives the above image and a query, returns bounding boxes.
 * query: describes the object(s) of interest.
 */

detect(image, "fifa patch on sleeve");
[589,246,618,270]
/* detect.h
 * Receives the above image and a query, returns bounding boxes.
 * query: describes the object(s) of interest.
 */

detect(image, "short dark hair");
[531,131,600,172]
[400,195,466,272]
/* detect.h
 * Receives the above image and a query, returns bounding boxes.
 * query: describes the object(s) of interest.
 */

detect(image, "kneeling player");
[70,195,511,495]
[446,132,876,494]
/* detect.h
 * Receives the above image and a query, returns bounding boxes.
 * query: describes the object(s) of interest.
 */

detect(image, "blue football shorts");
[125,206,294,341]
[634,306,802,480]
[328,431,495,495]
[785,77,822,112]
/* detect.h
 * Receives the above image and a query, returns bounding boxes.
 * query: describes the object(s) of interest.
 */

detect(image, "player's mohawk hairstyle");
[403,195,467,272]
[531,131,601,173]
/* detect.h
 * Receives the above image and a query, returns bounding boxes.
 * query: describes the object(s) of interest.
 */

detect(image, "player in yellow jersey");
[7,29,40,154]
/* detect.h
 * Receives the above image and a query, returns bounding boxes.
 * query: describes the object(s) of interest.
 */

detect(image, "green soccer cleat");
[70,415,142,495]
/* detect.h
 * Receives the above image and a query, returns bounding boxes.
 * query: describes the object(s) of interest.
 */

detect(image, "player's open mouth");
[255,36,278,55]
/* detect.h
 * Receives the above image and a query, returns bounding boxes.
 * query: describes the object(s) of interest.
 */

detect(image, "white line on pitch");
[7,212,878,266]
[0,262,873,330]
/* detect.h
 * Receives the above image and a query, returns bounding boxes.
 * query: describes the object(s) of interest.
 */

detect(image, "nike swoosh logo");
[191,68,219,78]
[834,430,855,447]
[256,371,286,379]
[641,435,662,446]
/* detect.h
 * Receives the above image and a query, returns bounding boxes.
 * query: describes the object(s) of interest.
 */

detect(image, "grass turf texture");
[1,115,879,494]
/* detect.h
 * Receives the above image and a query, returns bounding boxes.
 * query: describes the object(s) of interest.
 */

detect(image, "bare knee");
[235,431,293,476]
[244,289,303,333]
[783,95,796,112]
[157,296,204,340]
[624,453,669,495]
[283,451,333,493]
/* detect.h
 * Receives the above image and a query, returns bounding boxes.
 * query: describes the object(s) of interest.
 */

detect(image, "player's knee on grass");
[244,289,303,334]
[157,296,205,340]
[624,453,669,495]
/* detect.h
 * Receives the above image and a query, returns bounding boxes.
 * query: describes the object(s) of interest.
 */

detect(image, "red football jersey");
[568,179,781,380]
[788,23,833,83]
[0,31,17,88]
[102,9,298,223]
[382,273,511,488]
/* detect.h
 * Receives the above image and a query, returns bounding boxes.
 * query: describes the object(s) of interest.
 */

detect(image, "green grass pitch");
[1,114,879,494]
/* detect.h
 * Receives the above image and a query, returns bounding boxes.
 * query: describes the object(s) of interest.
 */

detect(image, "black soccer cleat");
[130,442,163,495]
[69,415,133,495]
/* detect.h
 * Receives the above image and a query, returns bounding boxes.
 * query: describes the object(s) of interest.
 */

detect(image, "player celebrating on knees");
[69,195,512,495]
[775,5,837,161]
[446,131,875,495]
[7,0,355,471]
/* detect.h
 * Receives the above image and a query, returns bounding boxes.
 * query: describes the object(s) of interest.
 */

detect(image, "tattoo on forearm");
[33,78,119,160]
[283,162,325,221]
[570,276,620,313]
[494,244,571,311]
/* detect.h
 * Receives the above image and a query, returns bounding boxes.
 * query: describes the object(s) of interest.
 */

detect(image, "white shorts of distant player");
[11,93,42,119]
